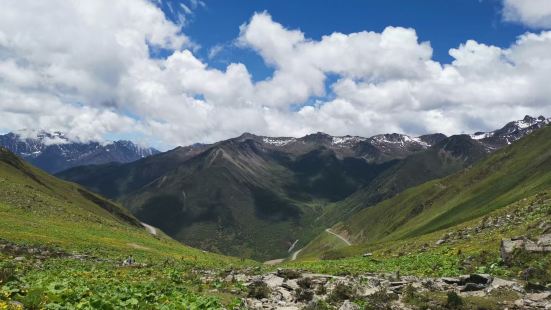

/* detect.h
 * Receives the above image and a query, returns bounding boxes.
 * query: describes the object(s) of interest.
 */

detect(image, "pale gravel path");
[141,222,158,235]
[325,228,352,246]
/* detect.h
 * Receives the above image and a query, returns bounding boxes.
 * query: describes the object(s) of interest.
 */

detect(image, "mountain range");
[298,117,551,260]
[57,115,550,260]
[0,131,159,173]
[2,114,551,309]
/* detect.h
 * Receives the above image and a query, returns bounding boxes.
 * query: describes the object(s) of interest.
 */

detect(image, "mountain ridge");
[0,131,159,173]
[56,115,549,259]
[298,120,551,260]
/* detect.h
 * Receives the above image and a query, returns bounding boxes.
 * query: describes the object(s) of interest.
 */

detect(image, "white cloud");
[0,0,186,143]
[0,6,550,149]
[208,44,224,59]
[503,0,551,28]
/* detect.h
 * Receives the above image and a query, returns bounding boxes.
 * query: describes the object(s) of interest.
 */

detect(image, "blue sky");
[158,0,527,80]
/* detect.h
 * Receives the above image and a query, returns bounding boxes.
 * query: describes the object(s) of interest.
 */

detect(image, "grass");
[2,122,551,307]
[0,147,258,308]
[289,190,551,283]
[299,125,551,261]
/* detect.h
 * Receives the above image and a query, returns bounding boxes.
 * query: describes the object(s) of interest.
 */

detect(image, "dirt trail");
[325,228,352,246]
[263,258,285,265]
[141,222,157,235]
[264,230,349,264]
[291,249,303,260]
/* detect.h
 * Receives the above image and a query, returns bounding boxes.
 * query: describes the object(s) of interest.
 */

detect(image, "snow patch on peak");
[470,132,495,140]
[372,134,426,145]
[410,136,430,147]
[262,137,295,146]
[331,136,366,145]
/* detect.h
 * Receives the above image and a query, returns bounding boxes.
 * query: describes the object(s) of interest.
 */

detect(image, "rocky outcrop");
[500,234,551,263]
[215,269,549,309]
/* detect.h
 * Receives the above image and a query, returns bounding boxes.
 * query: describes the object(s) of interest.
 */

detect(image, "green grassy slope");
[300,125,551,259]
[0,147,245,264]
[289,190,551,285]
[60,138,398,260]
[0,147,256,309]
[316,135,489,226]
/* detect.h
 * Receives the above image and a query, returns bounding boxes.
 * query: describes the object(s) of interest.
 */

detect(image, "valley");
[56,115,550,261]
[1,116,550,309]
[4,1,551,308]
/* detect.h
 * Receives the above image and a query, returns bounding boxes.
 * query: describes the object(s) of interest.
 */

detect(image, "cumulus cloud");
[503,0,551,29]
[0,6,550,148]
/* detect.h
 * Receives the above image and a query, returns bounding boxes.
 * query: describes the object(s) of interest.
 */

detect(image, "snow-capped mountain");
[232,115,549,163]
[0,131,159,173]
[236,131,448,163]
[471,115,550,150]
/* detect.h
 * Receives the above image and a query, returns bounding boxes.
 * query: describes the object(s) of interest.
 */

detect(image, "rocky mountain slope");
[0,131,159,173]
[471,115,550,149]
[299,119,551,261]
[0,147,255,309]
[57,131,448,260]
[57,116,548,260]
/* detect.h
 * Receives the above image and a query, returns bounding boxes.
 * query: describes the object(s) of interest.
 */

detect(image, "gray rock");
[263,274,284,288]
[501,238,524,262]
[339,300,360,310]
[537,234,551,247]
[435,239,446,245]
[526,291,551,301]
[282,279,299,290]
[13,256,25,261]
[489,277,524,292]
[275,287,294,302]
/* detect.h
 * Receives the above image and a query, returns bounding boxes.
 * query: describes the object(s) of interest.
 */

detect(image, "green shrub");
[364,287,398,310]
[18,288,44,310]
[446,291,463,309]
[402,284,430,308]
[315,284,327,295]
[247,281,270,299]
[297,277,313,289]
[296,288,314,302]
[304,299,332,310]
[277,269,301,279]
[328,282,356,303]
[0,263,16,284]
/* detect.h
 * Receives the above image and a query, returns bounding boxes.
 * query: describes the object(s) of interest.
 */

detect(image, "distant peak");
[237,132,259,140]
[302,132,332,140]
[522,115,536,122]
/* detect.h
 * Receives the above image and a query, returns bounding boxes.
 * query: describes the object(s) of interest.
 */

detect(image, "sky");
[1,0,551,150]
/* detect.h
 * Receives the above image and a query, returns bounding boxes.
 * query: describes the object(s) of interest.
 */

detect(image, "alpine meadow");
[1,1,551,309]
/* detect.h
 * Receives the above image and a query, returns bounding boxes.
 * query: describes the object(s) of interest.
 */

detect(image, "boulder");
[526,291,551,302]
[500,238,524,262]
[489,277,524,292]
[263,274,284,288]
[282,279,299,290]
[274,287,294,302]
[501,235,551,263]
